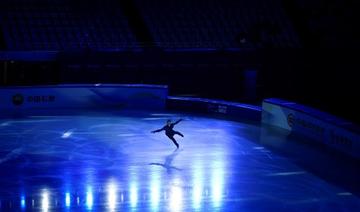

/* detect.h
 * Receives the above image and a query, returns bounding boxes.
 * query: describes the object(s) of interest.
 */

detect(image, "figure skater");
[152,119,184,148]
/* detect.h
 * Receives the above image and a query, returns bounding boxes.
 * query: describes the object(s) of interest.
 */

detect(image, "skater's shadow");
[149,149,182,174]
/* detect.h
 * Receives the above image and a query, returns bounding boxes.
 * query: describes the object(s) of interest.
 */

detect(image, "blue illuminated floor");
[0,110,359,211]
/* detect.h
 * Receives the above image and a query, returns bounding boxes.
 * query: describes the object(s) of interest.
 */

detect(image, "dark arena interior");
[0,0,359,211]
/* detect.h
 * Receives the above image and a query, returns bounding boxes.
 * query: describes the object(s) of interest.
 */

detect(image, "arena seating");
[135,0,300,49]
[0,0,137,50]
[0,0,300,51]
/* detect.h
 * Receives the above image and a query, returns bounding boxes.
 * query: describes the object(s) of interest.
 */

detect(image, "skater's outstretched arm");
[152,127,165,133]
[173,119,183,125]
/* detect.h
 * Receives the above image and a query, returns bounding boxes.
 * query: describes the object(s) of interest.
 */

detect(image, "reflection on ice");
[41,190,49,212]
[130,182,138,208]
[107,181,117,211]
[192,161,204,210]
[212,161,224,208]
[65,192,71,208]
[169,178,183,212]
[21,195,26,209]
[150,171,161,210]
[86,187,93,210]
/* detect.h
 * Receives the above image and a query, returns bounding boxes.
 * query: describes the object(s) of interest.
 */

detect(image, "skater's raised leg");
[174,131,184,137]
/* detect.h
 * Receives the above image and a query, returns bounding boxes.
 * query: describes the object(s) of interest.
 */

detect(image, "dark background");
[0,0,359,124]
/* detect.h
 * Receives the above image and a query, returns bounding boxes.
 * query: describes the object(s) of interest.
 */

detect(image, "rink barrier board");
[167,96,262,122]
[0,84,168,110]
[262,98,360,159]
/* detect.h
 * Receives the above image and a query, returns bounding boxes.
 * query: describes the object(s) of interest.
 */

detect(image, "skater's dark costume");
[152,119,184,148]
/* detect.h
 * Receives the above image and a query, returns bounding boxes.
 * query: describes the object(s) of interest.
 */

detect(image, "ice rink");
[0,110,359,211]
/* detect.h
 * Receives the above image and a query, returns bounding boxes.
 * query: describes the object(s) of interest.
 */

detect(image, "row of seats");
[135,0,300,49]
[0,0,138,50]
